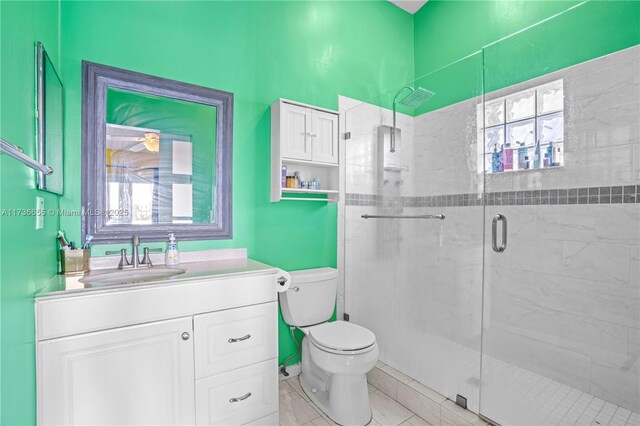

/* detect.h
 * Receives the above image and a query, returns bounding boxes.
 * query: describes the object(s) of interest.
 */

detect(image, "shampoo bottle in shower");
[504,143,513,171]
[165,233,180,266]
[492,145,501,173]
[518,143,527,170]
[534,139,541,169]
[546,143,554,167]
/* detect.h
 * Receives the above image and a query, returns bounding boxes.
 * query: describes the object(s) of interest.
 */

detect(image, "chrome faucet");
[131,235,141,269]
[106,235,163,269]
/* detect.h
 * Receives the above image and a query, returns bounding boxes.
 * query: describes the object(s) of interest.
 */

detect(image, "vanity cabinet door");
[311,109,338,164]
[281,103,312,161]
[38,317,195,425]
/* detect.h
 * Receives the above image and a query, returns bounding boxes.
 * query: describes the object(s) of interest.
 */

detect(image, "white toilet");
[280,268,379,426]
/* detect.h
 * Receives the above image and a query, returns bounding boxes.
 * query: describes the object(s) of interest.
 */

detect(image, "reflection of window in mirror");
[104,88,217,225]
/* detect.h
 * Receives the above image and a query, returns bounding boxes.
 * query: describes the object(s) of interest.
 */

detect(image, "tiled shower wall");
[341,45,639,422]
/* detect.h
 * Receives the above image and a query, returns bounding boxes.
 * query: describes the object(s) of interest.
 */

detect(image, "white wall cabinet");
[277,101,338,164]
[271,99,340,203]
[36,272,279,426]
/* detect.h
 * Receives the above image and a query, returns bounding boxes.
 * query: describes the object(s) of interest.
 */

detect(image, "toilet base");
[300,338,374,426]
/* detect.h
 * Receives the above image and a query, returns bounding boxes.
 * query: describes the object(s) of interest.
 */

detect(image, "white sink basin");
[80,267,187,286]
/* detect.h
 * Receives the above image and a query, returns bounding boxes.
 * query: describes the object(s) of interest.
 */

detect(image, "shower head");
[389,86,435,153]
[397,87,435,108]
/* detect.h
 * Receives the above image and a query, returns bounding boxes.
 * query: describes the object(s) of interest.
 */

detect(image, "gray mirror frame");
[37,41,64,194]
[82,61,233,244]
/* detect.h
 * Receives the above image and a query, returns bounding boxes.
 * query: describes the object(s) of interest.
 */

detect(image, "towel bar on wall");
[361,214,445,220]
[0,138,53,175]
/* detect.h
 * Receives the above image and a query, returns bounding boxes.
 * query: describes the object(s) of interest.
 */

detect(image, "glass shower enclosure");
[341,4,639,425]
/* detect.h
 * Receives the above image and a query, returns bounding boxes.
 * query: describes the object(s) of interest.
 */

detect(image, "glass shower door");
[480,4,640,425]
[342,52,487,414]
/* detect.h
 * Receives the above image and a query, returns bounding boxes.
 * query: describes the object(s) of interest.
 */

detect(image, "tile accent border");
[367,362,492,426]
[346,185,640,207]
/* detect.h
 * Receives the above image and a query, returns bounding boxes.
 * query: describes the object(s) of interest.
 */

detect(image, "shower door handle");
[492,214,507,253]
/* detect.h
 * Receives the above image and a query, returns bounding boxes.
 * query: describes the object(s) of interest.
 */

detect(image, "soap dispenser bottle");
[165,233,180,266]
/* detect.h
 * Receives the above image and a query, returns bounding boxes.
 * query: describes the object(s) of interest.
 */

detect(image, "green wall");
[413,0,640,112]
[58,0,414,395]
[0,2,61,424]
[2,1,639,424]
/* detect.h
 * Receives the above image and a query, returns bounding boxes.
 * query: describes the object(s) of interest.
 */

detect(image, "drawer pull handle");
[229,392,252,403]
[228,334,251,343]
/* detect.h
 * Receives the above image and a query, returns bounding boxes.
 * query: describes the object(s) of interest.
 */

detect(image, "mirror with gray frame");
[82,62,233,244]
[37,42,64,194]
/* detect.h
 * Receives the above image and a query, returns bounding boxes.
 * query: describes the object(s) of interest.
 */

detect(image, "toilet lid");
[309,321,376,352]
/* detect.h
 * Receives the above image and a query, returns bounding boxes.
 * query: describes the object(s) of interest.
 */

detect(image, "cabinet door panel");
[38,317,195,425]
[195,358,278,425]
[311,110,338,164]
[194,302,277,378]
[281,103,312,160]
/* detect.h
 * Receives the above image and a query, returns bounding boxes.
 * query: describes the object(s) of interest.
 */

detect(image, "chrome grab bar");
[361,214,445,220]
[492,214,507,253]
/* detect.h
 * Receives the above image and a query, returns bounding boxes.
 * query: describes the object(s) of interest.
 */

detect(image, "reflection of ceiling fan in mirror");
[106,124,160,153]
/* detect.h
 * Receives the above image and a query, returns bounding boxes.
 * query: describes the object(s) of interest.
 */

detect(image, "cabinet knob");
[181,332,190,341]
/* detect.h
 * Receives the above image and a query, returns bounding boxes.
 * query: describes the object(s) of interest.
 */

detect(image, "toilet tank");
[279,267,338,327]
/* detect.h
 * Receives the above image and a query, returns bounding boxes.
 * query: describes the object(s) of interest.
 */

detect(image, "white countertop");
[37,257,278,299]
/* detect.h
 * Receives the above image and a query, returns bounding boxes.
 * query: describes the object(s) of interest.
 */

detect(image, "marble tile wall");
[481,45,640,415]
[341,45,640,422]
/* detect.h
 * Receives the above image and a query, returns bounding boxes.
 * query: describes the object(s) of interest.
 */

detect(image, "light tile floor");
[279,377,432,426]
[480,355,640,426]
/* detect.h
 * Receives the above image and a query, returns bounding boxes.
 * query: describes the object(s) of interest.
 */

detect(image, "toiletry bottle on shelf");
[534,139,541,169]
[554,145,563,166]
[518,143,527,170]
[491,145,501,173]
[546,143,554,167]
[504,143,513,171]
[165,233,180,266]
[281,165,287,188]
[294,171,301,188]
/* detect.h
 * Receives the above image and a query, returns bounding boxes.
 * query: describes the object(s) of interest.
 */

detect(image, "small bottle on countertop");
[165,233,180,266]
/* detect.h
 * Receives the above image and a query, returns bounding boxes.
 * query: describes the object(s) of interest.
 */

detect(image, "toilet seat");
[308,321,376,355]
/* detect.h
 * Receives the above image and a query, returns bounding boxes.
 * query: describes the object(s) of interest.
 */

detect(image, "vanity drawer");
[195,358,278,425]
[194,302,277,378]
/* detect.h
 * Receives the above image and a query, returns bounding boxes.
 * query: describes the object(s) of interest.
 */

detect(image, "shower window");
[479,79,564,173]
